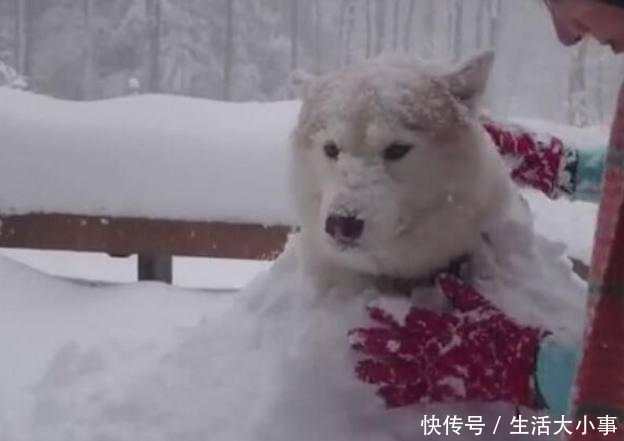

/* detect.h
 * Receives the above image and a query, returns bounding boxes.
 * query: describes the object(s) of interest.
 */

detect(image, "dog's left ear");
[442,50,494,110]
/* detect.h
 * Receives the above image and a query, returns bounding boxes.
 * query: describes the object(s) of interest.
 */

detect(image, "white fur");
[290,52,520,291]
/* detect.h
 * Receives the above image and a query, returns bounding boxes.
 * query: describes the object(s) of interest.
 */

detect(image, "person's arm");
[536,336,581,417]
[573,149,605,203]
[483,119,605,203]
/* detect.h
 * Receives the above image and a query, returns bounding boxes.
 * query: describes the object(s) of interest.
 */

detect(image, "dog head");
[291,52,514,279]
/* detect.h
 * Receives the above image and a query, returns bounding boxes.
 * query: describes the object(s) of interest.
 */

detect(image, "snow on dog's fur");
[290,51,519,291]
[288,51,585,343]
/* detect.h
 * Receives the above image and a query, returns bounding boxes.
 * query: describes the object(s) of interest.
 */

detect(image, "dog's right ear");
[442,50,494,110]
[290,70,317,99]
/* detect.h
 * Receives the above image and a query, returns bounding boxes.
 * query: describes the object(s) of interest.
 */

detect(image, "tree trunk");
[313,0,321,74]
[290,0,299,71]
[365,0,372,59]
[344,2,356,65]
[83,0,96,99]
[568,40,590,127]
[421,0,435,59]
[452,0,463,61]
[14,0,29,77]
[402,0,415,52]
[391,0,400,51]
[446,0,454,57]
[488,0,501,48]
[337,0,348,66]
[594,54,605,122]
[476,0,485,50]
[374,0,387,56]
[223,0,234,100]
[145,0,161,93]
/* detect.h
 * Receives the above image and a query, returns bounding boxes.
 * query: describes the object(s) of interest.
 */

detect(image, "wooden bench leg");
[138,254,172,284]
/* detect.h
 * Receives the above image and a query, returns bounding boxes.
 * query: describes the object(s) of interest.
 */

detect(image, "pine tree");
[568,40,590,127]
[402,0,415,52]
[290,0,299,71]
[374,0,387,56]
[452,0,463,61]
[488,0,501,48]
[391,0,400,51]
[14,0,29,77]
[421,0,435,59]
[223,0,234,100]
[83,0,96,99]
[344,1,356,65]
[365,0,372,59]
[313,0,321,74]
[476,0,485,50]
[145,0,161,92]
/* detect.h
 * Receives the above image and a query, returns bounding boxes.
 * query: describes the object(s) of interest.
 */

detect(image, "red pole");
[570,83,624,440]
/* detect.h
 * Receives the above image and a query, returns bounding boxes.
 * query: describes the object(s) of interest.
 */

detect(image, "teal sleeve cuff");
[573,149,606,203]
[536,336,581,417]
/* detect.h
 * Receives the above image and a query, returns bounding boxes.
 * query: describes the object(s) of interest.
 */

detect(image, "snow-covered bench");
[0,90,300,282]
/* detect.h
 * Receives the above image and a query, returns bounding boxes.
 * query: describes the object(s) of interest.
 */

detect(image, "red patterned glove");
[348,274,548,409]
[483,120,578,199]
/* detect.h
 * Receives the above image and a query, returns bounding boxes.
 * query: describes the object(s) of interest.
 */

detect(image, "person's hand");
[483,120,577,199]
[348,274,548,408]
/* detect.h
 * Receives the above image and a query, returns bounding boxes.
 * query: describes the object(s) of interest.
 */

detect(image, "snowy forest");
[0,0,622,126]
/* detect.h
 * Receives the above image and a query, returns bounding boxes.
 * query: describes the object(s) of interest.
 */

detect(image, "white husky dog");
[290,51,521,293]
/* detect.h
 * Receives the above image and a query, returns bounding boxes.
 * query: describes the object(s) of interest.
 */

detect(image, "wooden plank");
[0,213,291,260]
[138,254,172,283]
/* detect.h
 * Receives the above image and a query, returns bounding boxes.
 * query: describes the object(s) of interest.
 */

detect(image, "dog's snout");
[325,215,364,243]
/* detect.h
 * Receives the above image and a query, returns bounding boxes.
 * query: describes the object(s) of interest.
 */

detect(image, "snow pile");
[523,191,597,263]
[0,89,299,225]
[1,202,586,441]
[0,254,235,439]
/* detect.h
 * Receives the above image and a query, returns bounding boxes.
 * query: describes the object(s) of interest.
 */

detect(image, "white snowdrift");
[1,209,587,441]
[0,89,299,225]
[0,254,235,440]
[523,191,597,263]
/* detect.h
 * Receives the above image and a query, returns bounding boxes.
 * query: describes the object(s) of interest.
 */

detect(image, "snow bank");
[523,191,597,263]
[0,249,515,441]
[0,89,300,225]
[0,254,236,439]
[0,210,586,441]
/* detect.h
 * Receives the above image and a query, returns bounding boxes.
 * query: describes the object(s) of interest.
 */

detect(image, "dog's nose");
[325,215,364,243]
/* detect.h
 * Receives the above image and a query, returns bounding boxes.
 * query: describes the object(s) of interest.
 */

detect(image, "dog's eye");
[383,143,413,161]
[324,142,340,160]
